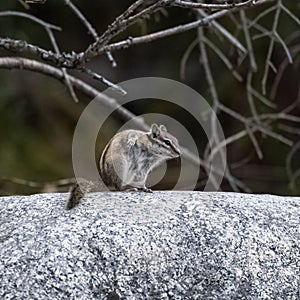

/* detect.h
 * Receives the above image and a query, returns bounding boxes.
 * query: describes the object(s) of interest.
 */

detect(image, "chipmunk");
[66,123,181,209]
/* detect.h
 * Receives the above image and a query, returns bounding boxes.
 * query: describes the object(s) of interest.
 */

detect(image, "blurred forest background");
[0,0,299,195]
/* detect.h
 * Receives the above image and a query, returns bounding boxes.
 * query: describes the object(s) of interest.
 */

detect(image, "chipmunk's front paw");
[142,187,152,193]
[124,186,152,193]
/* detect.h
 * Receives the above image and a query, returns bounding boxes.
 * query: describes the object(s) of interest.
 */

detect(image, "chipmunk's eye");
[164,139,171,146]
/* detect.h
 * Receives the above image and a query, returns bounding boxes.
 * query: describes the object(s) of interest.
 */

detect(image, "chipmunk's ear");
[159,125,167,132]
[150,123,160,138]
[127,132,138,146]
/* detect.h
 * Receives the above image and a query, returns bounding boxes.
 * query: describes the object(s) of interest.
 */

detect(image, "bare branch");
[1,0,275,68]
[0,176,75,189]
[0,57,145,128]
[173,0,265,10]
[81,0,167,61]
[0,11,61,31]
[82,0,274,59]
[0,37,81,68]
[101,9,230,55]
[25,0,47,3]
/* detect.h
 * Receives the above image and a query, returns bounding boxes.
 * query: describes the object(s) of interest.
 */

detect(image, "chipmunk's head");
[148,123,181,159]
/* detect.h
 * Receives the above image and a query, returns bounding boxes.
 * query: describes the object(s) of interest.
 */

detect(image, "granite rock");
[0,191,299,299]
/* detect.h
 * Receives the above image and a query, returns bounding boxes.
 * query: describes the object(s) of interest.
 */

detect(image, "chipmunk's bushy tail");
[66,179,94,210]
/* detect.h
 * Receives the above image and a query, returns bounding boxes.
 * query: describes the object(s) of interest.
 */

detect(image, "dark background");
[0,1,299,195]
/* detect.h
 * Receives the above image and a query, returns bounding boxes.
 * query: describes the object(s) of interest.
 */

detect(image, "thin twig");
[82,67,127,95]
[278,124,300,136]
[286,141,300,193]
[246,125,263,159]
[203,37,243,82]
[231,152,255,169]
[197,10,247,54]
[249,87,276,108]
[281,4,300,27]
[257,112,300,123]
[270,45,300,99]
[180,39,198,80]
[257,124,293,145]
[274,31,293,64]
[209,128,251,161]
[197,29,220,106]
[18,0,30,9]
[208,118,292,163]
[250,21,270,37]
[0,176,76,188]
[261,0,282,95]
[248,5,276,28]
[218,103,294,146]
[64,0,99,41]
[0,11,61,30]
[45,27,79,103]
[106,51,117,68]
[240,9,257,72]
[197,25,229,190]
[246,71,259,122]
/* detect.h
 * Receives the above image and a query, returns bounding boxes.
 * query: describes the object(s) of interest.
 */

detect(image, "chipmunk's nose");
[174,147,181,157]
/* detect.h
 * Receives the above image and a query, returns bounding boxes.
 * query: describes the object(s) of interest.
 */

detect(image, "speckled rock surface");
[0,191,299,299]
